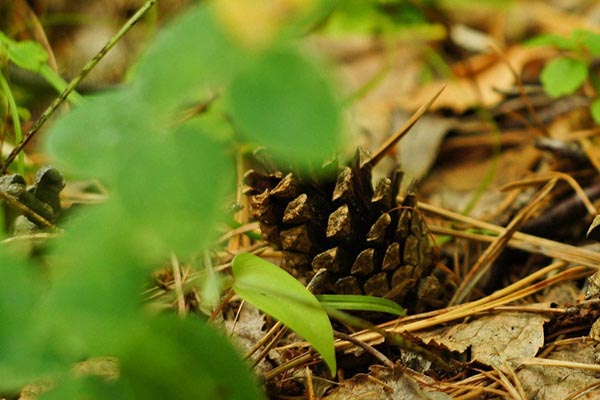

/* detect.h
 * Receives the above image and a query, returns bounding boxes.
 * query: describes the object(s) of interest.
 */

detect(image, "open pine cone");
[242,148,456,313]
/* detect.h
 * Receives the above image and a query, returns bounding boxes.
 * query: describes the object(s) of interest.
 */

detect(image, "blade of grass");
[0,73,25,174]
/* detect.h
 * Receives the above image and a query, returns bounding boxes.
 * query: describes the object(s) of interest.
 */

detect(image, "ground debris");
[417,309,549,368]
[323,364,451,400]
[517,340,600,400]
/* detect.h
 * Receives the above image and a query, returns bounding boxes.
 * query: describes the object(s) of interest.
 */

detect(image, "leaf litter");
[11,0,600,399]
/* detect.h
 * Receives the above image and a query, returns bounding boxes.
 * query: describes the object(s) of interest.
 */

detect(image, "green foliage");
[0,1,344,398]
[529,29,600,124]
[232,253,336,375]
[228,48,340,164]
[0,32,83,104]
[316,294,406,316]
[540,57,587,98]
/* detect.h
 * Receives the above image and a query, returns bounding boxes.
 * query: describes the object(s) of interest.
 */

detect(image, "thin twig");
[0,191,56,230]
[499,172,597,215]
[0,0,157,173]
[333,331,394,369]
[367,85,445,168]
[251,324,288,368]
[420,202,600,267]
[512,357,600,372]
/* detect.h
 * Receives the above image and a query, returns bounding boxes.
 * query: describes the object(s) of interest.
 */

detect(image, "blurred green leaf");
[114,119,234,257]
[316,294,406,316]
[232,253,336,375]
[0,252,56,391]
[117,317,265,399]
[39,205,146,357]
[227,48,340,166]
[581,31,600,56]
[133,5,242,112]
[591,98,600,125]
[4,38,47,71]
[540,57,587,97]
[45,90,151,180]
[525,33,574,50]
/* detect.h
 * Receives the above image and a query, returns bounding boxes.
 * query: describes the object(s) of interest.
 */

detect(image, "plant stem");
[0,72,24,174]
[0,0,157,173]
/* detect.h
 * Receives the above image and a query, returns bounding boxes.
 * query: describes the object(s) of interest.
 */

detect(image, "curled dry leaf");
[323,364,450,400]
[417,310,549,367]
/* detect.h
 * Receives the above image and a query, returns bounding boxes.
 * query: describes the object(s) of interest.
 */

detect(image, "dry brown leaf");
[399,46,554,113]
[323,365,451,400]
[518,340,600,400]
[422,146,540,218]
[418,310,549,367]
[222,304,271,374]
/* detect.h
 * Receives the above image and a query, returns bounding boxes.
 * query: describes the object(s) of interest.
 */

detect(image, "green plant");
[0,1,344,398]
[0,1,413,397]
[0,32,83,174]
[528,29,600,123]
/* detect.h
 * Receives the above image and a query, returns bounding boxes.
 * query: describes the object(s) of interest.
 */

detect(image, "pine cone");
[243,148,456,313]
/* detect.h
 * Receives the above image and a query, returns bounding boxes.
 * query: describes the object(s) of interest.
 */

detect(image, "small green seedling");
[528,29,600,123]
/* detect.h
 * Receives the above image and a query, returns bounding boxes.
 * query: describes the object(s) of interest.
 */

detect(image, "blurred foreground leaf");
[228,48,340,166]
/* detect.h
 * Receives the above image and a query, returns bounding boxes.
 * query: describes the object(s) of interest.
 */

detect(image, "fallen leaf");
[399,46,555,113]
[323,364,451,400]
[418,310,549,367]
[517,340,600,400]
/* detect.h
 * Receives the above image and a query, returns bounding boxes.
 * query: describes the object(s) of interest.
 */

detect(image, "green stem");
[0,0,157,173]
[0,72,25,174]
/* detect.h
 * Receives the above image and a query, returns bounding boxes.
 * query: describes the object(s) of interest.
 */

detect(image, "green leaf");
[39,205,147,356]
[5,39,48,71]
[232,253,336,375]
[540,57,588,97]
[133,5,243,112]
[227,48,340,166]
[591,98,600,125]
[44,90,150,180]
[117,317,265,399]
[0,252,56,391]
[43,318,265,400]
[582,32,600,56]
[114,119,234,257]
[525,33,574,50]
[316,294,406,316]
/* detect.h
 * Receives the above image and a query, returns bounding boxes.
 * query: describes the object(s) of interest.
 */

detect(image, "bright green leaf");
[540,57,587,97]
[582,32,600,56]
[316,294,406,316]
[232,253,336,375]
[227,48,340,166]
[6,39,47,71]
[591,98,600,125]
